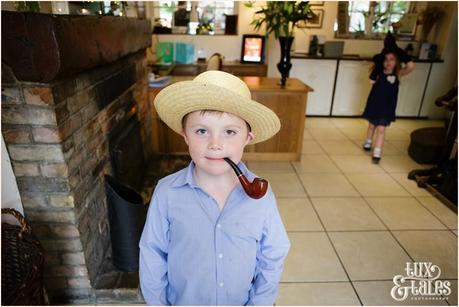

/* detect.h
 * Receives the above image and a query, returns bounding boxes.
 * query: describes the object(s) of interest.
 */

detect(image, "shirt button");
[216,223,221,228]
[219,282,224,287]
[218,253,223,259]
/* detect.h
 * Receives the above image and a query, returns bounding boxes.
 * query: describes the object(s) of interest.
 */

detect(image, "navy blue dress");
[362,70,399,126]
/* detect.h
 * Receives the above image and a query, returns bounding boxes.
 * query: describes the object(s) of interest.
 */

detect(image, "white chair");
[206,53,223,71]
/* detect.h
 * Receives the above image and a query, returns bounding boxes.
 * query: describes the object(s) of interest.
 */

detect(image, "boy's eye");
[225,129,237,135]
[195,128,207,135]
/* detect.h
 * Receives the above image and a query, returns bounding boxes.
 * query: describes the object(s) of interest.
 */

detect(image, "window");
[153,1,236,35]
[347,1,410,34]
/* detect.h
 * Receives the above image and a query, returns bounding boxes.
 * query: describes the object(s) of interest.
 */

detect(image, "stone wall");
[1,50,152,303]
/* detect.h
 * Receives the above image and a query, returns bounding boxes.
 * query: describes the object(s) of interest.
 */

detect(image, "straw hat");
[153,70,281,144]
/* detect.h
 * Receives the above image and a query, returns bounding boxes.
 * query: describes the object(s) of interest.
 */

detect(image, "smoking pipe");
[223,157,268,199]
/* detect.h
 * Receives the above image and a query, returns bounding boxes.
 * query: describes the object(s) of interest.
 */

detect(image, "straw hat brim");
[154,80,281,144]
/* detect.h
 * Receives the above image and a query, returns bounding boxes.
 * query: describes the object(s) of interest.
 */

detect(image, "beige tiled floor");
[246,118,457,306]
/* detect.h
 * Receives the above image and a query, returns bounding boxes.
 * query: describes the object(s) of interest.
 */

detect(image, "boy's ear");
[180,130,189,145]
[245,131,255,145]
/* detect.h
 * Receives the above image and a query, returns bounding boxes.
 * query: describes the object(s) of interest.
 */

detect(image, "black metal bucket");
[104,175,147,272]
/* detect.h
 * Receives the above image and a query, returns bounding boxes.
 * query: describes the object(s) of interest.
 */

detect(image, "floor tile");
[386,140,410,154]
[244,118,457,306]
[309,127,348,141]
[329,231,412,280]
[277,198,323,231]
[375,141,405,155]
[299,173,359,197]
[379,155,424,173]
[416,196,458,229]
[337,127,367,139]
[292,154,340,173]
[330,117,367,129]
[354,280,449,306]
[282,232,348,282]
[317,139,364,155]
[311,197,386,231]
[302,140,325,154]
[246,161,295,173]
[345,173,410,197]
[305,117,334,129]
[365,197,446,230]
[389,173,432,197]
[392,230,458,279]
[303,129,314,140]
[258,172,306,198]
[384,128,411,141]
[277,282,360,305]
[330,155,385,173]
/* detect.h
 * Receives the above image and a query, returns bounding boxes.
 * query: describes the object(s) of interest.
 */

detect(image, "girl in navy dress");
[362,48,414,163]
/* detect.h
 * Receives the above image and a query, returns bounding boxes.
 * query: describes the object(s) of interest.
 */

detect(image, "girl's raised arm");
[399,61,415,77]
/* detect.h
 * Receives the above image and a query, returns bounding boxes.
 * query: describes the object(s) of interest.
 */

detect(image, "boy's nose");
[208,136,223,150]
[208,145,221,151]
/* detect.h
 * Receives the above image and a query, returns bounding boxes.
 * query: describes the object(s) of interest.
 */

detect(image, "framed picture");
[298,9,324,28]
[397,13,418,36]
[240,34,265,64]
[309,1,324,5]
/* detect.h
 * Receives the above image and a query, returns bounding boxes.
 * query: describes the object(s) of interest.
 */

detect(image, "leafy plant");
[197,20,214,34]
[14,1,40,12]
[244,1,316,38]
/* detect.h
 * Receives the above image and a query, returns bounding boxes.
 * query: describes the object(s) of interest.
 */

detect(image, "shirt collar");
[171,159,253,189]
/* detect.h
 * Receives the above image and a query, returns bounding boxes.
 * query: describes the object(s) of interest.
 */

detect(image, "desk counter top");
[290,52,444,63]
[149,60,264,67]
[149,61,268,77]
[149,76,314,93]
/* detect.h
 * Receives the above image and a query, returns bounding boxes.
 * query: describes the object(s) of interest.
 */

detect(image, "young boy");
[139,70,290,305]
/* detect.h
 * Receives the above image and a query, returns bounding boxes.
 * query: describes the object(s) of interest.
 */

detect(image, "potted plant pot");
[277,36,294,86]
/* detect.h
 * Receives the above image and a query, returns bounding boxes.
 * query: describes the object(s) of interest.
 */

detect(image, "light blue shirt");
[139,160,290,306]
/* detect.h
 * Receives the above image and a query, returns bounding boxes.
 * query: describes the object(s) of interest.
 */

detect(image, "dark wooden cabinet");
[149,76,313,161]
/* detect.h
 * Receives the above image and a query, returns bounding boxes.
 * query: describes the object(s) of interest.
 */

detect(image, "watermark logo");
[391,262,451,302]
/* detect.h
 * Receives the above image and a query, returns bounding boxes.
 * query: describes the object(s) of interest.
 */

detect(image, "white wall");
[1,134,24,216]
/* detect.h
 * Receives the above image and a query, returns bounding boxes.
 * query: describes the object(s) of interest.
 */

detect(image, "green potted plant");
[245,1,316,86]
[14,1,40,12]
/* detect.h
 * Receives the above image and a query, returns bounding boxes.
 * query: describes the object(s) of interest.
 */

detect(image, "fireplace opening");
[108,112,145,192]
[94,111,149,290]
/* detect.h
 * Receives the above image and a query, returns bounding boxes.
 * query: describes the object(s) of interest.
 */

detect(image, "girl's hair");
[370,50,402,78]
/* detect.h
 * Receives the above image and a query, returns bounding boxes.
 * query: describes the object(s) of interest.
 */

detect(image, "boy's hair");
[181,109,252,132]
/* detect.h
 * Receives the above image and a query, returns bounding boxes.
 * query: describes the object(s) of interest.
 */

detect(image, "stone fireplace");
[1,11,154,304]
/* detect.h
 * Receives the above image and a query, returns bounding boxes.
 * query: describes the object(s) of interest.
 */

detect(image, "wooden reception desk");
[148,76,313,161]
